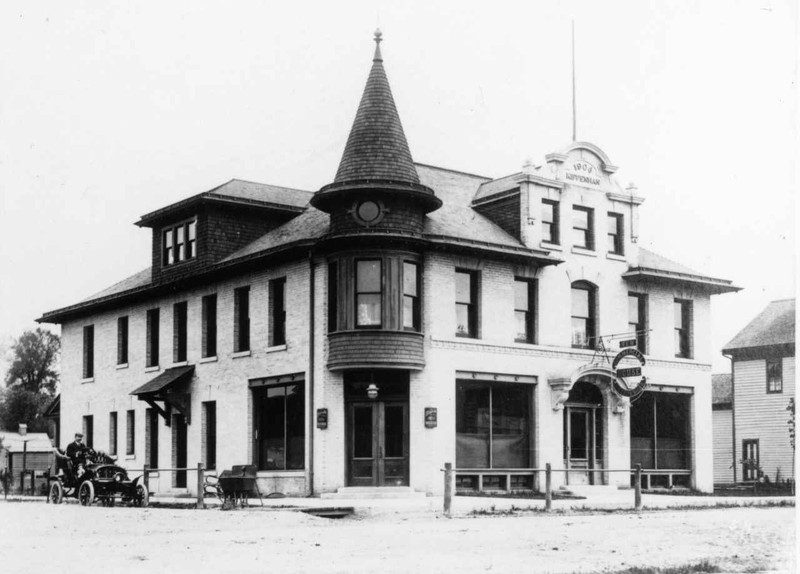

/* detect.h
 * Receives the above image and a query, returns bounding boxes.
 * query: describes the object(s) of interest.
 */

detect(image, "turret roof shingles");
[333,34,420,185]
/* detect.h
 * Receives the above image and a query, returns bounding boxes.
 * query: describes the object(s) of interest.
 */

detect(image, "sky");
[0,0,796,374]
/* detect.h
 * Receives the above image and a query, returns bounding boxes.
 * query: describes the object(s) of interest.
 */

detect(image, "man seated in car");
[65,432,88,478]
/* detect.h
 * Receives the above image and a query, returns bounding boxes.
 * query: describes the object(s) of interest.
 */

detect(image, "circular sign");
[611,348,647,398]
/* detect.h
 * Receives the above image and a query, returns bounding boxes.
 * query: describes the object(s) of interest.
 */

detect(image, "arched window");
[571,281,597,349]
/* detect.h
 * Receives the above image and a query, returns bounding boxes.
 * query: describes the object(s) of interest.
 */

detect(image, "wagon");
[49,449,148,507]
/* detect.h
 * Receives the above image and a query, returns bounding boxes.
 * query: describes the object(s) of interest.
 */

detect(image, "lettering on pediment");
[565,159,601,188]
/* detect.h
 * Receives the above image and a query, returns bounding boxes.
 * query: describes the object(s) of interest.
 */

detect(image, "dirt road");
[0,502,794,573]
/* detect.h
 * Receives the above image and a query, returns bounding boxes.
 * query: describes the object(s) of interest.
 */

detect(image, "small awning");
[130,365,194,396]
[130,365,195,425]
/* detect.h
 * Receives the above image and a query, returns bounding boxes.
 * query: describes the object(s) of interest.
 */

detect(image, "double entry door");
[347,401,409,487]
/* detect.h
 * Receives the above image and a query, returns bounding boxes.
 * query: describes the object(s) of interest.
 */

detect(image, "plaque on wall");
[424,407,437,429]
[316,408,328,430]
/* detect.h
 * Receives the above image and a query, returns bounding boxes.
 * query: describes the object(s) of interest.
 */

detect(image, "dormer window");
[163,219,197,265]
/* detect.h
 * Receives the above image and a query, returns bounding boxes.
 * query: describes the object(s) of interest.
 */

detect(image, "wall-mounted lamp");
[366,383,379,400]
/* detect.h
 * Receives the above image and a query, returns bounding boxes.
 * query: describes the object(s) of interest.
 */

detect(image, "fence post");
[196,462,205,509]
[30,471,36,496]
[143,464,150,492]
[443,462,453,517]
[634,464,642,511]
[545,463,552,512]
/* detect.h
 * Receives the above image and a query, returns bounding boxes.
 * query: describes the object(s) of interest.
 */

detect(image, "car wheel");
[78,481,95,506]
[133,483,149,508]
[49,481,64,505]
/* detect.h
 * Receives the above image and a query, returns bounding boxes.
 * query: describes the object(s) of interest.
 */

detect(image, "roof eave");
[136,194,306,228]
[622,268,742,294]
[37,238,317,324]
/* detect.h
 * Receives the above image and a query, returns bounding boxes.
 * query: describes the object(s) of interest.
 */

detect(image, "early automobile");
[49,449,149,507]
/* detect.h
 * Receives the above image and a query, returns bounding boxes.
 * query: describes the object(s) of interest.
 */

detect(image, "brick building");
[40,32,739,496]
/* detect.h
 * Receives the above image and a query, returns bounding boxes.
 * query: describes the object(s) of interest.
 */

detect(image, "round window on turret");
[352,200,386,226]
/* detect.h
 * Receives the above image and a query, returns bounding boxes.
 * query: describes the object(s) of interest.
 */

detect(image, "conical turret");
[312,31,440,216]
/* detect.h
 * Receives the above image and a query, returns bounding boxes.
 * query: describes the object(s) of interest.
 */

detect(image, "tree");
[0,386,51,433]
[4,328,60,395]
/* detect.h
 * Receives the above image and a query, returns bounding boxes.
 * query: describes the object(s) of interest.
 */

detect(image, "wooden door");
[348,401,408,486]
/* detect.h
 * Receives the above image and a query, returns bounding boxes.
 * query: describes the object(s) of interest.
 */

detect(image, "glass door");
[347,401,408,486]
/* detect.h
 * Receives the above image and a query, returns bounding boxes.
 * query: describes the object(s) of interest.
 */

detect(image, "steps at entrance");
[321,487,427,500]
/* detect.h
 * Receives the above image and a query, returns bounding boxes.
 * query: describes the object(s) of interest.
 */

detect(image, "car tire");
[133,483,149,508]
[79,481,95,506]
[49,481,64,505]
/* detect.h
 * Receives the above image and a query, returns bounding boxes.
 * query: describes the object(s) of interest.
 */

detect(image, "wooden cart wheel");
[133,483,149,507]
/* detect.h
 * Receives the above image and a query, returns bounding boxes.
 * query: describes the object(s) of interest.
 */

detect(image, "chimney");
[18,423,27,436]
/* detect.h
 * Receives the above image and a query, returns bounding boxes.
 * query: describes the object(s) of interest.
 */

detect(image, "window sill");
[172,361,188,367]
[232,350,252,359]
[606,252,626,262]
[199,356,218,364]
[125,455,136,461]
[571,246,597,257]
[81,377,94,384]
[266,344,287,354]
[540,241,562,251]
[116,363,129,370]
[144,365,160,373]
[256,470,305,478]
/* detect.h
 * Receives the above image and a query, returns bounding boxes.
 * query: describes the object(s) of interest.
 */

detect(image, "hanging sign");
[611,348,647,399]
[565,160,601,187]
[619,339,638,349]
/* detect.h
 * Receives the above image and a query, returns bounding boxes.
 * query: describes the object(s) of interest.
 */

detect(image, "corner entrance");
[345,370,409,487]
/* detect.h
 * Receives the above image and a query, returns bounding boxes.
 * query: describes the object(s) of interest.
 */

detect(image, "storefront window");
[456,381,531,469]
[630,391,691,470]
[253,383,305,470]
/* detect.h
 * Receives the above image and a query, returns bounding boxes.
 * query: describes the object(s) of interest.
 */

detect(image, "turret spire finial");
[373,28,383,61]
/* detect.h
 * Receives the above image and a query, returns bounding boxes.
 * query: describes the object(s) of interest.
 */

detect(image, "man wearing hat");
[65,432,88,476]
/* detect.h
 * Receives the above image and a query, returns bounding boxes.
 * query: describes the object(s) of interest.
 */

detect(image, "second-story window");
[162,219,197,266]
[455,269,479,338]
[356,260,382,328]
[82,325,94,379]
[117,316,129,365]
[173,301,188,363]
[269,278,287,346]
[146,308,160,367]
[234,286,251,352]
[766,359,782,393]
[403,262,420,331]
[607,212,624,255]
[514,278,536,343]
[571,282,596,349]
[201,294,217,358]
[572,206,594,250]
[628,293,647,354]
[674,299,692,358]
[542,200,560,244]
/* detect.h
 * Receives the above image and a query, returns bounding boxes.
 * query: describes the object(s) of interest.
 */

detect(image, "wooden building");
[722,299,796,484]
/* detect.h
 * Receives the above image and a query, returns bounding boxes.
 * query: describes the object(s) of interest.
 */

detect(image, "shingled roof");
[723,299,795,353]
[333,30,420,185]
